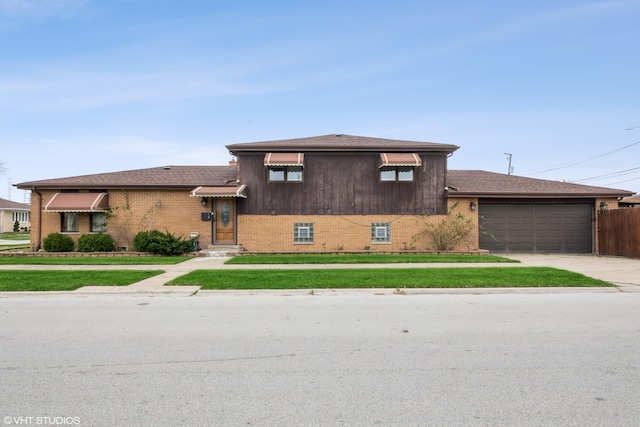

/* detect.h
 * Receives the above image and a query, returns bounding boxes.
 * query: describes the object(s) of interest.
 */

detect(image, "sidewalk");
[1,253,638,295]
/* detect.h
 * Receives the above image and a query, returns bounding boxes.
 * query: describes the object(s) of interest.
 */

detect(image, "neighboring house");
[0,197,30,234]
[619,195,640,208]
[15,134,634,254]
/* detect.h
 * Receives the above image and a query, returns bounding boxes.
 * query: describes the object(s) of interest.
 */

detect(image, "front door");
[214,198,235,244]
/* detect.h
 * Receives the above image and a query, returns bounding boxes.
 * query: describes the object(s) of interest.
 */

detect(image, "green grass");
[0,232,30,241]
[0,270,164,291]
[226,253,517,264]
[168,267,612,289]
[0,256,193,265]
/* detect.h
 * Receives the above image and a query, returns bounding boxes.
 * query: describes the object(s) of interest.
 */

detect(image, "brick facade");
[31,189,215,250]
[236,198,479,252]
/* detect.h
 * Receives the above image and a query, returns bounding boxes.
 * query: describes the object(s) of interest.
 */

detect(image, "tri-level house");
[16,134,633,254]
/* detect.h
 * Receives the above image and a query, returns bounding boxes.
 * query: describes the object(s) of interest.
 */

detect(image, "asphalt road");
[1,293,639,426]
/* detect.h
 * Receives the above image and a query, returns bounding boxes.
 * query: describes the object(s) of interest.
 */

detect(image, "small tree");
[13,220,19,232]
[413,209,475,251]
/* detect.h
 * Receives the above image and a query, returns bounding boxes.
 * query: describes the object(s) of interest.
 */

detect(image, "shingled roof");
[227,134,459,153]
[0,197,30,210]
[447,170,634,198]
[15,166,238,190]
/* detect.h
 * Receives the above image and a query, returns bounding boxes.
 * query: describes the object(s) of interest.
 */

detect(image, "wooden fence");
[598,208,640,258]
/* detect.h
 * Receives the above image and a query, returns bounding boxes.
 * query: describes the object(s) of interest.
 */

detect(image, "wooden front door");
[214,198,235,244]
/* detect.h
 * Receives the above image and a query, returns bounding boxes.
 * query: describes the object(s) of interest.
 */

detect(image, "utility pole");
[504,153,513,175]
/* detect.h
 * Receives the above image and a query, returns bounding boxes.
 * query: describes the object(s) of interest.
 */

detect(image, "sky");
[1,0,639,203]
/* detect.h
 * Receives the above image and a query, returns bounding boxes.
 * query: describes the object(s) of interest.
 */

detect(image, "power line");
[602,176,640,187]
[575,166,640,183]
[526,140,640,175]
[540,140,640,173]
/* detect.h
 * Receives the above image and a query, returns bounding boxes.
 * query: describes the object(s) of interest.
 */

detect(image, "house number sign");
[220,201,231,227]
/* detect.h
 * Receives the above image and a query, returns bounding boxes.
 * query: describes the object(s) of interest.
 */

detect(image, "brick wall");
[31,189,215,250]
[29,190,480,252]
[237,199,479,252]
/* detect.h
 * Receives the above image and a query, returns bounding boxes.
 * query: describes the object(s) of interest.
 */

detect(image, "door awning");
[379,153,422,168]
[44,192,109,212]
[264,153,304,167]
[190,185,247,198]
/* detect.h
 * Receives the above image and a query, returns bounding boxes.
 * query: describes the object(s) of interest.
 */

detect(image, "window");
[269,166,303,182]
[371,222,391,244]
[380,166,414,182]
[294,222,314,244]
[13,211,30,222]
[62,212,79,232]
[91,213,107,232]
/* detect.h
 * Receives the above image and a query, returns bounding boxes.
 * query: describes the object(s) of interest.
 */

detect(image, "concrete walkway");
[1,253,638,295]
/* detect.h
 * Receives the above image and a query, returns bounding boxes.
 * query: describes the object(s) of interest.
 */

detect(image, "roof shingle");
[0,197,30,210]
[227,134,459,153]
[15,166,238,190]
[447,170,634,198]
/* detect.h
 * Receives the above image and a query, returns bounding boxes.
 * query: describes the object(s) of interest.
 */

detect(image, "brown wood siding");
[598,208,640,258]
[236,152,448,215]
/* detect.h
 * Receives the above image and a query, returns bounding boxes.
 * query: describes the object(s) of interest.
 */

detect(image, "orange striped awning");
[44,193,109,212]
[264,153,304,167]
[379,153,422,168]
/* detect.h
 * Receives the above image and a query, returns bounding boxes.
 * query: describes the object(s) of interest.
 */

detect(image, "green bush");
[42,233,75,252]
[133,230,165,252]
[133,230,195,255]
[78,233,115,252]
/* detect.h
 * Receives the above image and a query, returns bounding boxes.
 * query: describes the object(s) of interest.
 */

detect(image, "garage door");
[479,203,593,253]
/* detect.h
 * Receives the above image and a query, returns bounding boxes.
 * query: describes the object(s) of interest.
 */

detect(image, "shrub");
[13,220,19,232]
[412,208,475,251]
[133,230,165,252]
[78,233,115,252]
[42,233,75,252]
[133,230,195,255]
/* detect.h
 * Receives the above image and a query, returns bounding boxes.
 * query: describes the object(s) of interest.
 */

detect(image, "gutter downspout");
[32,187,42,251]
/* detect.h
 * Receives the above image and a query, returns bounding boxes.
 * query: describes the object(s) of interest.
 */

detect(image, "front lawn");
[0,232,30,241]
[0,270,164,291]
[168,267,612,289]
[226,253,517,264]
[0,256,193,265]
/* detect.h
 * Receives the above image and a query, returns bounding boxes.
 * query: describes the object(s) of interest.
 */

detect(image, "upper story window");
[379,153,421,182]
[265,153,304,183]
[269,166,303,182]
[380,166,414,182]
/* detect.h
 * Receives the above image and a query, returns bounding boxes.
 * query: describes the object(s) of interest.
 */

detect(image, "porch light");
[201,197,208,207]
[470,202,477,211]
[600,201,608,210]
